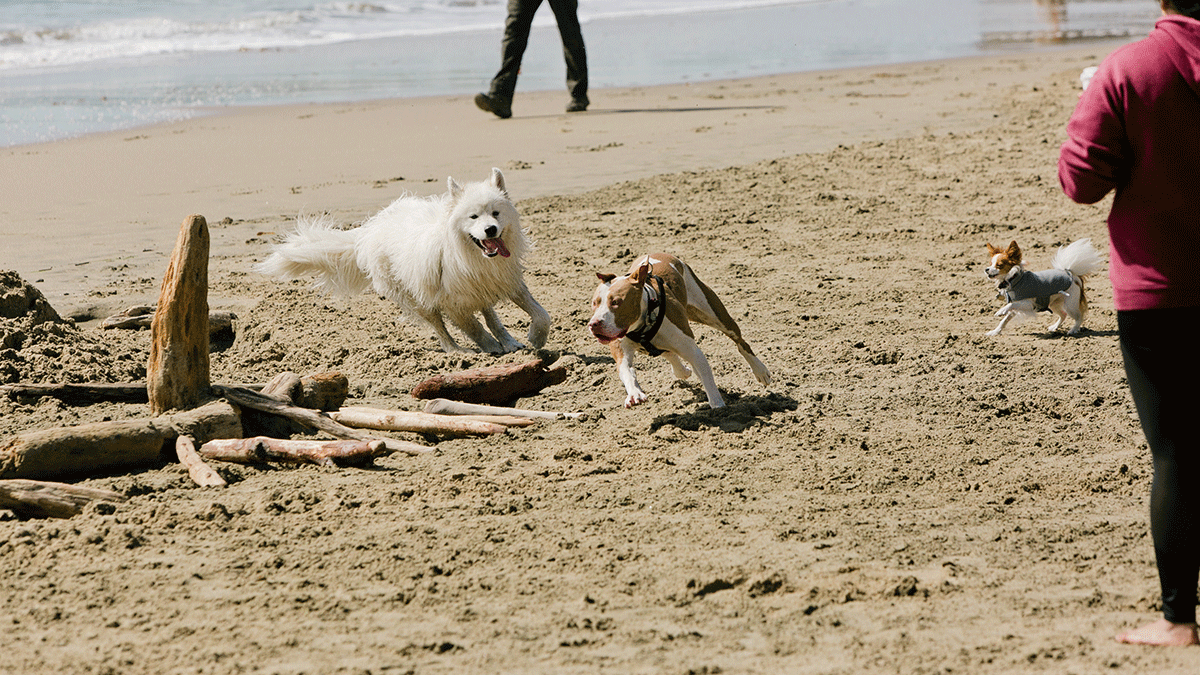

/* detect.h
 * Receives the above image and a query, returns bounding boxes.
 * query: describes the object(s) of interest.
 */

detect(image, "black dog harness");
[623,274,667,356]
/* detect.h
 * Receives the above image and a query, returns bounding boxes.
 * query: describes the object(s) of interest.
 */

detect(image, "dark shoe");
[475,93,511,119]
[566,97,589,113]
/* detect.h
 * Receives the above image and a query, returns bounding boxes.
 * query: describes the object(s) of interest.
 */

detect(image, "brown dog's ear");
[629,260,652,285]
[1006,240,1021,258]
[986,242,1000,255]
[596,272,616,284]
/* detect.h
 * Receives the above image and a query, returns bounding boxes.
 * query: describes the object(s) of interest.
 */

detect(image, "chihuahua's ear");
[1006,240,1021,257]
[596,272,616,284]
[986,242,1000,255]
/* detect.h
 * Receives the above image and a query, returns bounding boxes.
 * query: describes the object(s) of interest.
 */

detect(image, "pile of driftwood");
[0,215,579,519]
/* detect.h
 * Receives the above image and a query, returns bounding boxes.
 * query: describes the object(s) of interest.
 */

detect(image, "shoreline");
[2,0,1155,149]
[1,43,1125,320]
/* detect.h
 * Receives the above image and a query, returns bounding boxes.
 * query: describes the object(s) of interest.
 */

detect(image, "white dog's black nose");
[485,224,499,238]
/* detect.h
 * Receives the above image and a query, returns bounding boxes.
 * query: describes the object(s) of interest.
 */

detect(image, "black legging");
[489,0,588,103]
[1119,307,1200,624]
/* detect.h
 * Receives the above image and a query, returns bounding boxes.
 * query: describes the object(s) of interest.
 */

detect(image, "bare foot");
[1115,619,1200,646]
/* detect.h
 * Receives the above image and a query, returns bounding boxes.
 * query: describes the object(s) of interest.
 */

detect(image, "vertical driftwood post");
[148,214,211,415]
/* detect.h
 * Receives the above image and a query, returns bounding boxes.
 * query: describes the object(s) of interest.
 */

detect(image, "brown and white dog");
[588,253,771,408]
[984,238,1104,337]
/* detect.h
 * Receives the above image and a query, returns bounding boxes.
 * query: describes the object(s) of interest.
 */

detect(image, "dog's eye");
[610,299,621,308]
[469,214,479,219]
[492,211,500,217]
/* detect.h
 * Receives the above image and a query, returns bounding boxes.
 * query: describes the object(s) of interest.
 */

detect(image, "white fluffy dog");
[255,168,550,353]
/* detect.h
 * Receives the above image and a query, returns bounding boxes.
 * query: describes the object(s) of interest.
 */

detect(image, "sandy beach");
[5,41,1200,674]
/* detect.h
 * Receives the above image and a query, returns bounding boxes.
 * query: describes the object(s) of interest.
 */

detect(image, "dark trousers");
[1119,307,1200,624]
[489,0,588,103]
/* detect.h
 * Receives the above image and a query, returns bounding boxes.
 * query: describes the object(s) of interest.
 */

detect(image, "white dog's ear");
[490,167,508,196]
[447,177,463,199]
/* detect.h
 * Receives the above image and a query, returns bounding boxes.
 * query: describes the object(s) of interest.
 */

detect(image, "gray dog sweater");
[1000,268,1073,311]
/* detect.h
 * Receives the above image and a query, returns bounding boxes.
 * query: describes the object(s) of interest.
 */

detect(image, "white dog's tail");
[254,214,370,296]
[1051,238,1105,278]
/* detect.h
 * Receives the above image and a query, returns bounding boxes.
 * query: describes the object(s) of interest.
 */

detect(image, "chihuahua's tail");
[1051,238,1105,279]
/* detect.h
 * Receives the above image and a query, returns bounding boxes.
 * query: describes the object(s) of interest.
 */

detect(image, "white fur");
[255,168,550,353]
[986,238,1104,337]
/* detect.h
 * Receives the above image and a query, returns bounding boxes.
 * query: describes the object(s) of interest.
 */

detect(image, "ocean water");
[0,0,1160,147]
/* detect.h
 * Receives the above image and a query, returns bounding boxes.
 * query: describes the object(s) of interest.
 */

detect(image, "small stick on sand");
[198,437,389,467]
[0,479,128,519]
[423,398,586,421]
[330,407,508,437]
[175,435,227,487]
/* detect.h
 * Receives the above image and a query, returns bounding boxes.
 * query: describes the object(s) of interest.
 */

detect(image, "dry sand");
[5,43,1200,674]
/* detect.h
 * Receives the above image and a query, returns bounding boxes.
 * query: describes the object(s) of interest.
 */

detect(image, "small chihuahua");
[984,239,1104,336]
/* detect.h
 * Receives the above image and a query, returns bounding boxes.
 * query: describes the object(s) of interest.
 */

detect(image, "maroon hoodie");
[1059,15,1200,311]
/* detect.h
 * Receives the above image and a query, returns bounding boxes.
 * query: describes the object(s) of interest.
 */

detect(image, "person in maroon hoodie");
[1060,0,1200,647]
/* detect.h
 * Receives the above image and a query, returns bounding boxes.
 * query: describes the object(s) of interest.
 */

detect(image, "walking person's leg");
[1116,307,1200,646]
[547,0,588,111]
[477,0,543,118]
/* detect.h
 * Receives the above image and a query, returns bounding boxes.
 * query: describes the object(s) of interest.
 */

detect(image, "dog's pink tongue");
[483,238,511,258]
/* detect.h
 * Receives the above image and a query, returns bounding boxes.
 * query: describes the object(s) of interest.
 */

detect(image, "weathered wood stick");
[0,401,242,481]
[175,435,226,487]
[409,357,568,405]
[0,382,150,404]
[423,398,586,421]
[0,380,281,405]
[453,414,537,428]
[101,307,236,336]
[212,385,429,456]
[198,437,387,468]
[0,479,128,519]
[147,214,211,414]
[330,406,508,437]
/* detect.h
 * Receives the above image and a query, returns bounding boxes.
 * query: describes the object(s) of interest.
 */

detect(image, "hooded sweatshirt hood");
[1157,15,1200,95]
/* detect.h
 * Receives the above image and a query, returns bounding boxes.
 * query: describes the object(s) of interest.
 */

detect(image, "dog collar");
[625,274,667,357]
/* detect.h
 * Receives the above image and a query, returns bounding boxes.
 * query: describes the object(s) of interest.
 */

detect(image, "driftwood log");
[0,382,151,404]
[0,401,242,481]
[212,385,430,456]
[0,479,128,519]
[410,356,568,405]
[147,214,211,414]
[198,437,387,468]
[330,406,508,437]
[175,435,226,487]
[101,305,236,338]
[423,398,587,421]
[252,371,348,410]
[450,414,537,428]
[0,373,343,408]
